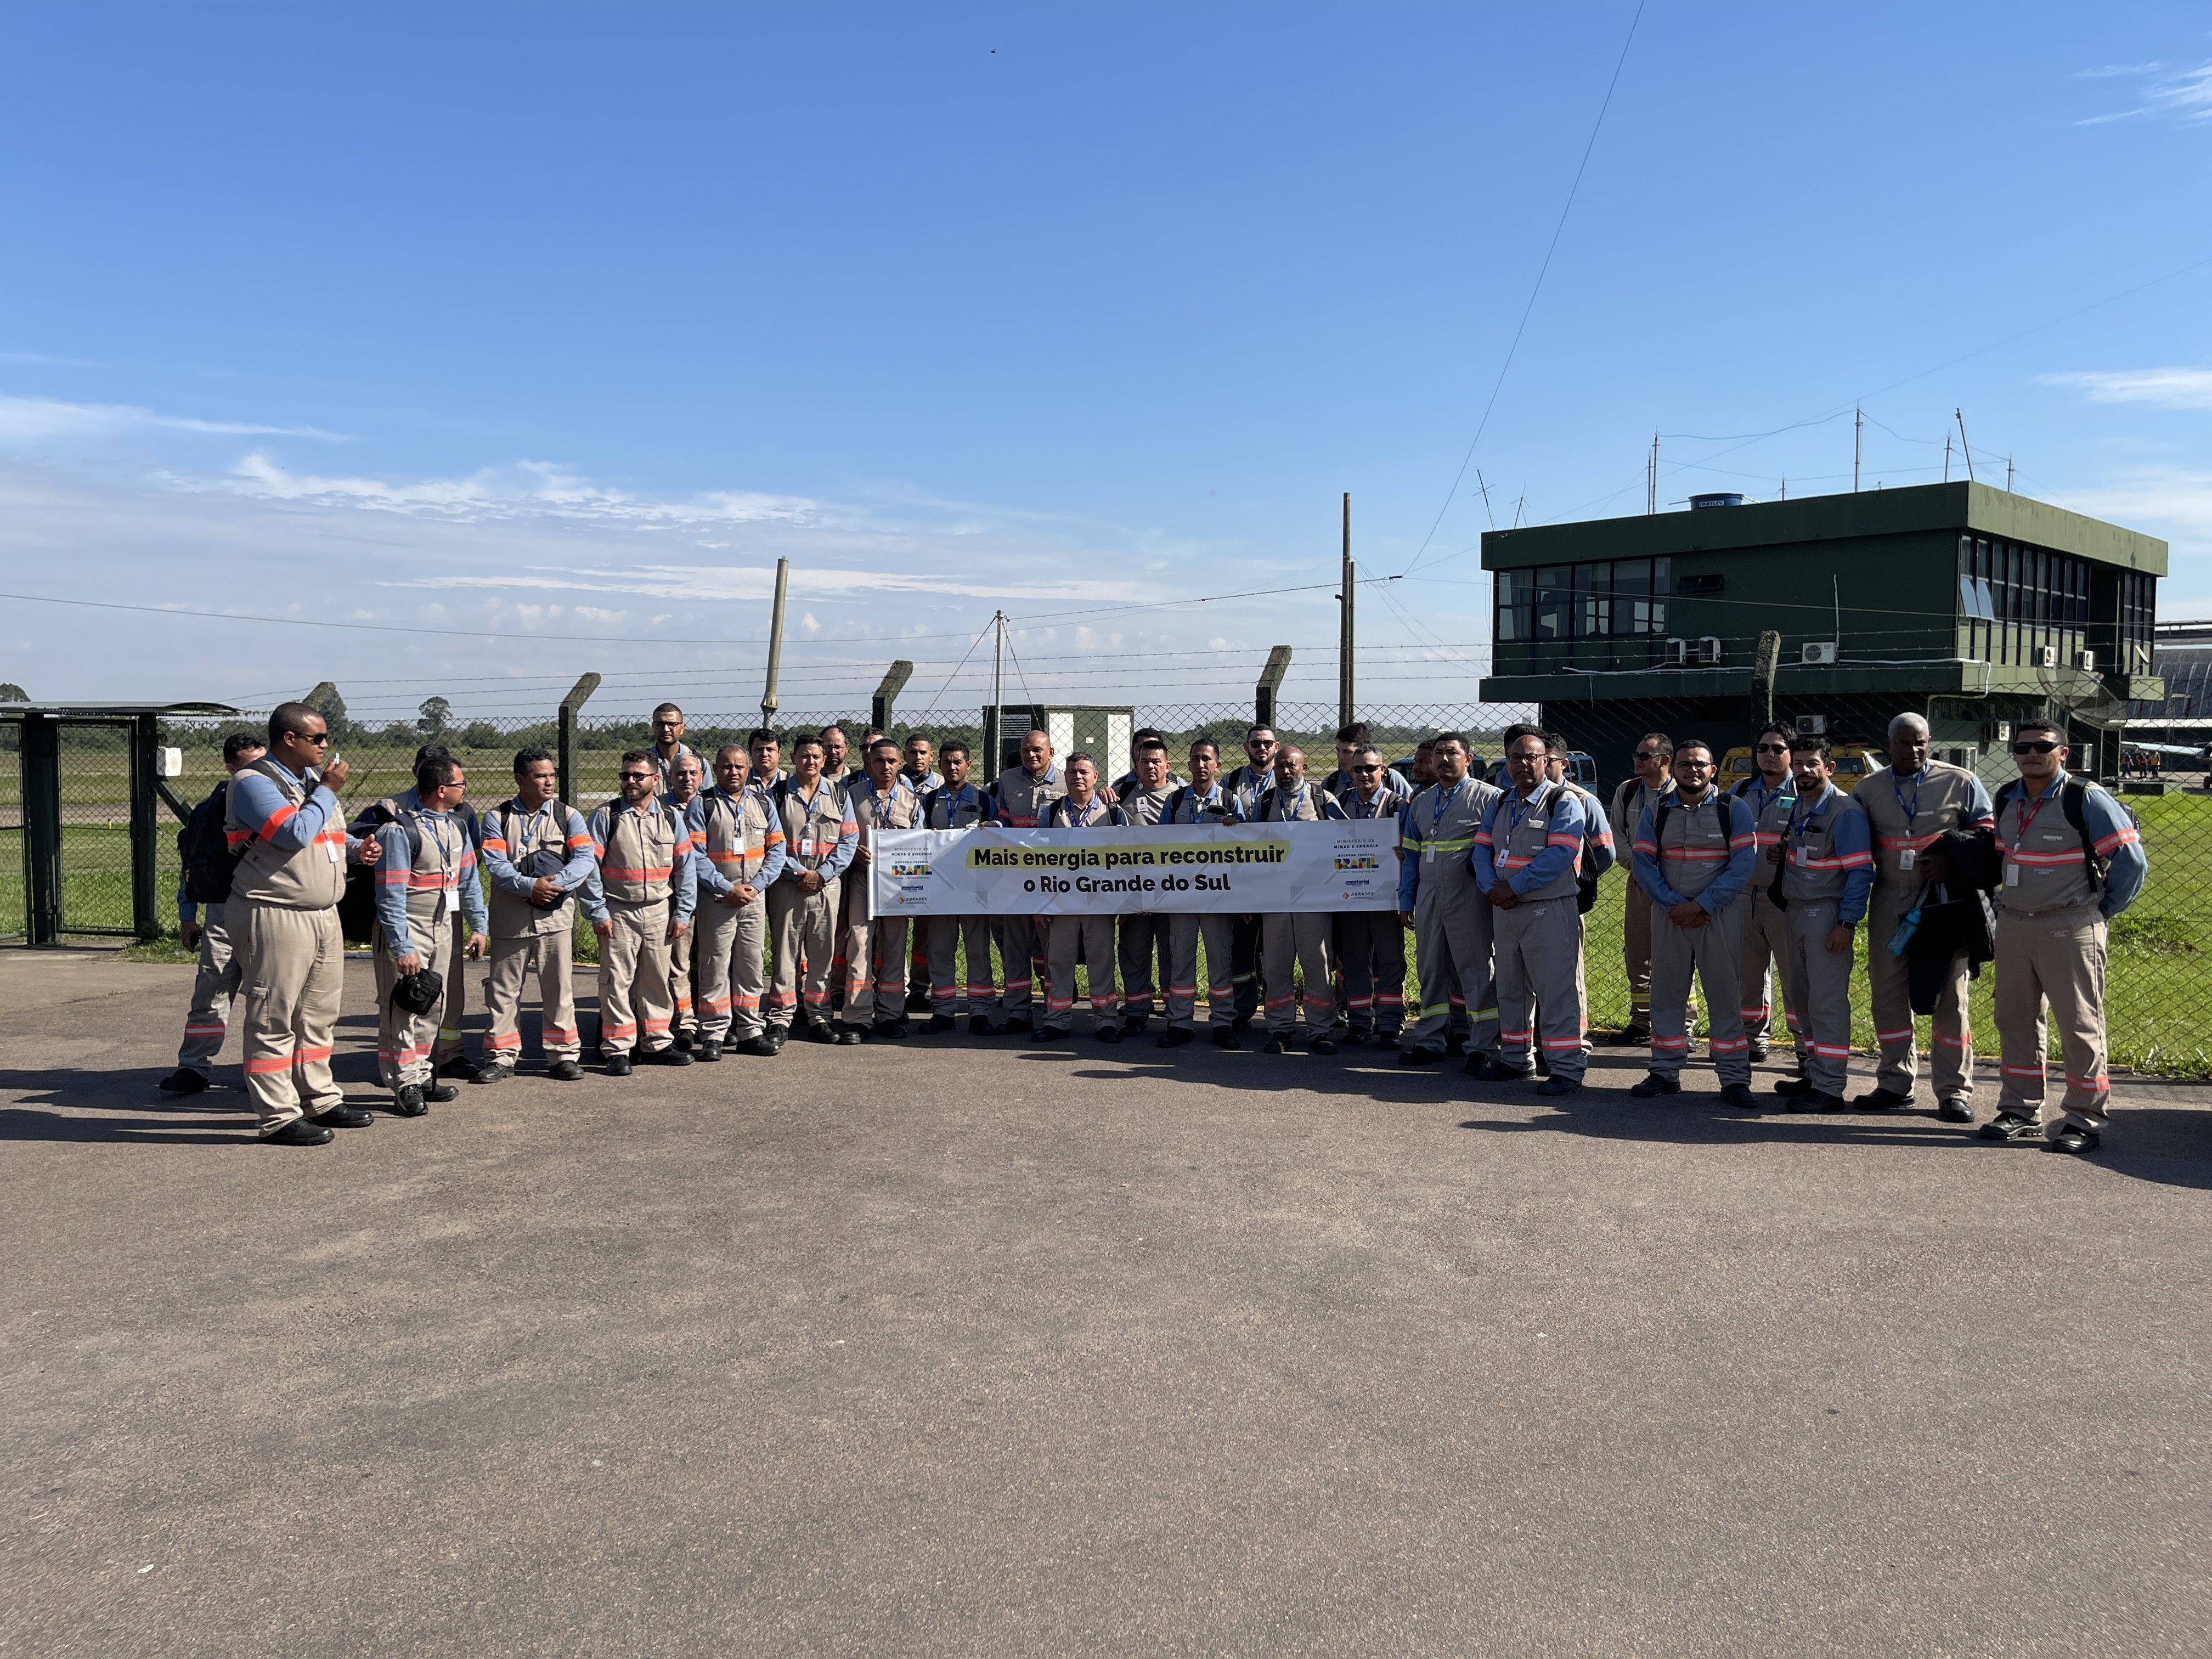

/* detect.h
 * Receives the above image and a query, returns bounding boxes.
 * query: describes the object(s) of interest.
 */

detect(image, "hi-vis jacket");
[989,763,1066,828]
[1471,781,1587,902]
[1252,782,1347,822]
[1397,776,1500,911]
[584,800,698,922]
[1856,761,1994,894]
[850,776,924,835]
[1774,782,1875,921]
[224,757,361,909]
[772,777,859,879]
[479,797,597,939]
[1633,790,1758,910]
[371,807,488,959]
[1993,770,2146,920]
[688,785,787,899]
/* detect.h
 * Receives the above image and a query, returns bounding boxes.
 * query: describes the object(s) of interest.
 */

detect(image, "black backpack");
[178,781,245,905]
[1992,777,2110,892]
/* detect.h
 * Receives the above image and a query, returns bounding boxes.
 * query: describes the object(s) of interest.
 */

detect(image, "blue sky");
[2,2,2208,725]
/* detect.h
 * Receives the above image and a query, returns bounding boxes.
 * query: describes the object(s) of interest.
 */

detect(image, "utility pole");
[1943,435,1952,483]
[1337,492,1355,730]
[2007,454,2015,493]
[1955,408,1976,482]
[980,610,1007,782]
[1853,405,1862,492]
[760,556,791,725]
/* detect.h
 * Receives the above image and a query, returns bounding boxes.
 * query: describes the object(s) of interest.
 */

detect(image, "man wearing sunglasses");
[1732,723,1803,1075]
[1980,721,2146,1154]
[223,702,380,1145]
[1221,724,1280,1030]
[1607,733,1677,1046]
[1856,712,1994,1118]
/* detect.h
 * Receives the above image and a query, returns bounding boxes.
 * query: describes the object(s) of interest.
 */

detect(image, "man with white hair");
[1854,711,1994,1119]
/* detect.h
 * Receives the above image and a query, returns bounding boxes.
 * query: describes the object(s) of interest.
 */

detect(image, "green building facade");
[1477,481,2166,794]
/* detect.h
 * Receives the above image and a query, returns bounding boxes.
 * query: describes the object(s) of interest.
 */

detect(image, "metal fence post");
[557,672,601,806]
[873,661,913,732]
[1255,646,1293,731]
[23,712,61,945]
[130,712,159,939]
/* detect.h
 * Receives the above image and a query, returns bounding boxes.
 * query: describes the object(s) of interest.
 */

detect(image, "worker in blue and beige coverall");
[917,740,997,1036]
[1396,731,1500,1070]
[475,746,597,1082]
[1631,737,1760,1109]
[1979,718,2147,1155]
[1855,712,1995,1118]
[844,737,926,1039]
[1252,746,1347,1055]
[371,755,488,1115]
[1470,724,1592,1094]
[161,731,267,1094]
[583,750,698,1072]
[688,743,787,1060]
[1768,734,1874,1114]
[766,734,860,1046]
[222,702,377,1144]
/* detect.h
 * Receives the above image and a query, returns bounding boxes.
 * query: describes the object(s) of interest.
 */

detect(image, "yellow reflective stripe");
[1404,835,1477,853]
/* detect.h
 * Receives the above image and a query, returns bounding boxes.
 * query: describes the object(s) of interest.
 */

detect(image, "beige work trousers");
[1740,892,1799,1057]
[1994,907,2111,1133]
[1779,899,1855,1097]
[484,930,581,1061]
[232,898,346,1133]
[768,877,840,1029]
[375,914,452,1091]
[844,917,911,1028]
[433,919,472,1066]
[1338,910,1407,1035]
[1262,912,1336,1036]
[1495,896,1587,1080]
[693,895,770,1042]
[1867,888,1976,1102]
[1044,914,1121,1033]
[669,924,696,1038]
[1166,912,1238,1030]
[926,916,997,1020]
[1650,895,1751,1086]
[600,898,676,1057]
[996,917,1043,1023]
[176,916,239,1075]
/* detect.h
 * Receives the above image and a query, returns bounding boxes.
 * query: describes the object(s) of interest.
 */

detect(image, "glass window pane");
[1535,565,1570,641]
[1575,563,1601,638]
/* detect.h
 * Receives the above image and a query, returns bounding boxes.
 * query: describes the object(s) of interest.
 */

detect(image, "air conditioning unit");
[1795,714,1827,736]
[2075,649,2096,672]
[1697,636,1723,664]
[1801,640,1838,665]
[2033,644,2058,668]
[1663,637,1688,665]
[1994,722,2012,743]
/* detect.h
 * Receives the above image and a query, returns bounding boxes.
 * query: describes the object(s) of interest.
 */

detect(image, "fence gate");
[9,712,166,944]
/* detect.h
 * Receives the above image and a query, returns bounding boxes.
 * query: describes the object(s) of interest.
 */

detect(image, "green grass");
[19,792,2212,1075]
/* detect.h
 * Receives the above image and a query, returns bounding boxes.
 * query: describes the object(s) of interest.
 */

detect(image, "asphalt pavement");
[3,946,2208,1657]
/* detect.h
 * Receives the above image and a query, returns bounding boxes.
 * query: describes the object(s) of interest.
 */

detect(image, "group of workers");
[156,698,2147,1156]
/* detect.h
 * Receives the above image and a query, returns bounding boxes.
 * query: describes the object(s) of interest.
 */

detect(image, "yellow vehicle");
[1718,742,1882,796]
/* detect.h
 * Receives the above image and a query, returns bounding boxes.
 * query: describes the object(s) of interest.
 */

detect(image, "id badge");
[2005,862,2021,887]
[328,837,342,865]
[1424,847,1436,864]
[1792,845,1808,867]
[1898,848,1915,871]
[798,835,816,861]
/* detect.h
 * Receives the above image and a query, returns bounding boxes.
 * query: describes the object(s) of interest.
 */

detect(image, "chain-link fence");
[14,690,2210,1076]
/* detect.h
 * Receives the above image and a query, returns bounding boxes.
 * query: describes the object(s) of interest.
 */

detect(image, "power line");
[1398,0,1647,579]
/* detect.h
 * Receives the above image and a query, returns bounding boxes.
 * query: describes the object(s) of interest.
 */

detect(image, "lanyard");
[2012,776,2062,848]
[938,782,980,826]
[1350,788,1389,819]
[866,782,906,826]
[1187,784,1225,821]
[1503,783,1545,840]
[1064,795,1101,827]
[1785,787,1825,842]
[1431,778,1462,834]
[419,814,458,888]
[1892,770,1921,833]
[1278,783,1309,821]
[1750,778,1786,816]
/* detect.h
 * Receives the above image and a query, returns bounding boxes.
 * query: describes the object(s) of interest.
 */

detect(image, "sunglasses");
[2011,740,2061,755]
[618,771,653,781]
[1351,764,1381,774]
[1754,743,1790,754]
[289,731,331,745]
[1634,749,1668,761]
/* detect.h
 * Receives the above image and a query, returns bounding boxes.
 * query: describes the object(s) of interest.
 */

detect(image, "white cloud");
[0,392,344,442]
[2075,59,2212,125]
[800,612,821,635]
[2058,470,2212,540]
[2041,368,2212,409]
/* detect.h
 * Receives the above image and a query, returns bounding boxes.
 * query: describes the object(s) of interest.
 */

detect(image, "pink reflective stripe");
[2000,1063,2045,1077]
[1708,1038,1749,1053]
[2007,849,2085,866]
[1539,1036,1583,1051]
[2094,826,2138,853]
[487,1032,523,1051]
[2065,1072,2109,1090]
[1934,1032,1971,1048]
[183,1022,227,1035]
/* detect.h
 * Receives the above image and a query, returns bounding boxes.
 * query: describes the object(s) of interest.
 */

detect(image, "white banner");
[870,820,1402,917]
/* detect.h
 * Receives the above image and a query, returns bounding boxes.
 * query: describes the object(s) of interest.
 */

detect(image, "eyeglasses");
[2011,740,2061,755]
[1678,757,1714,768]
[1754,743,1790,754]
